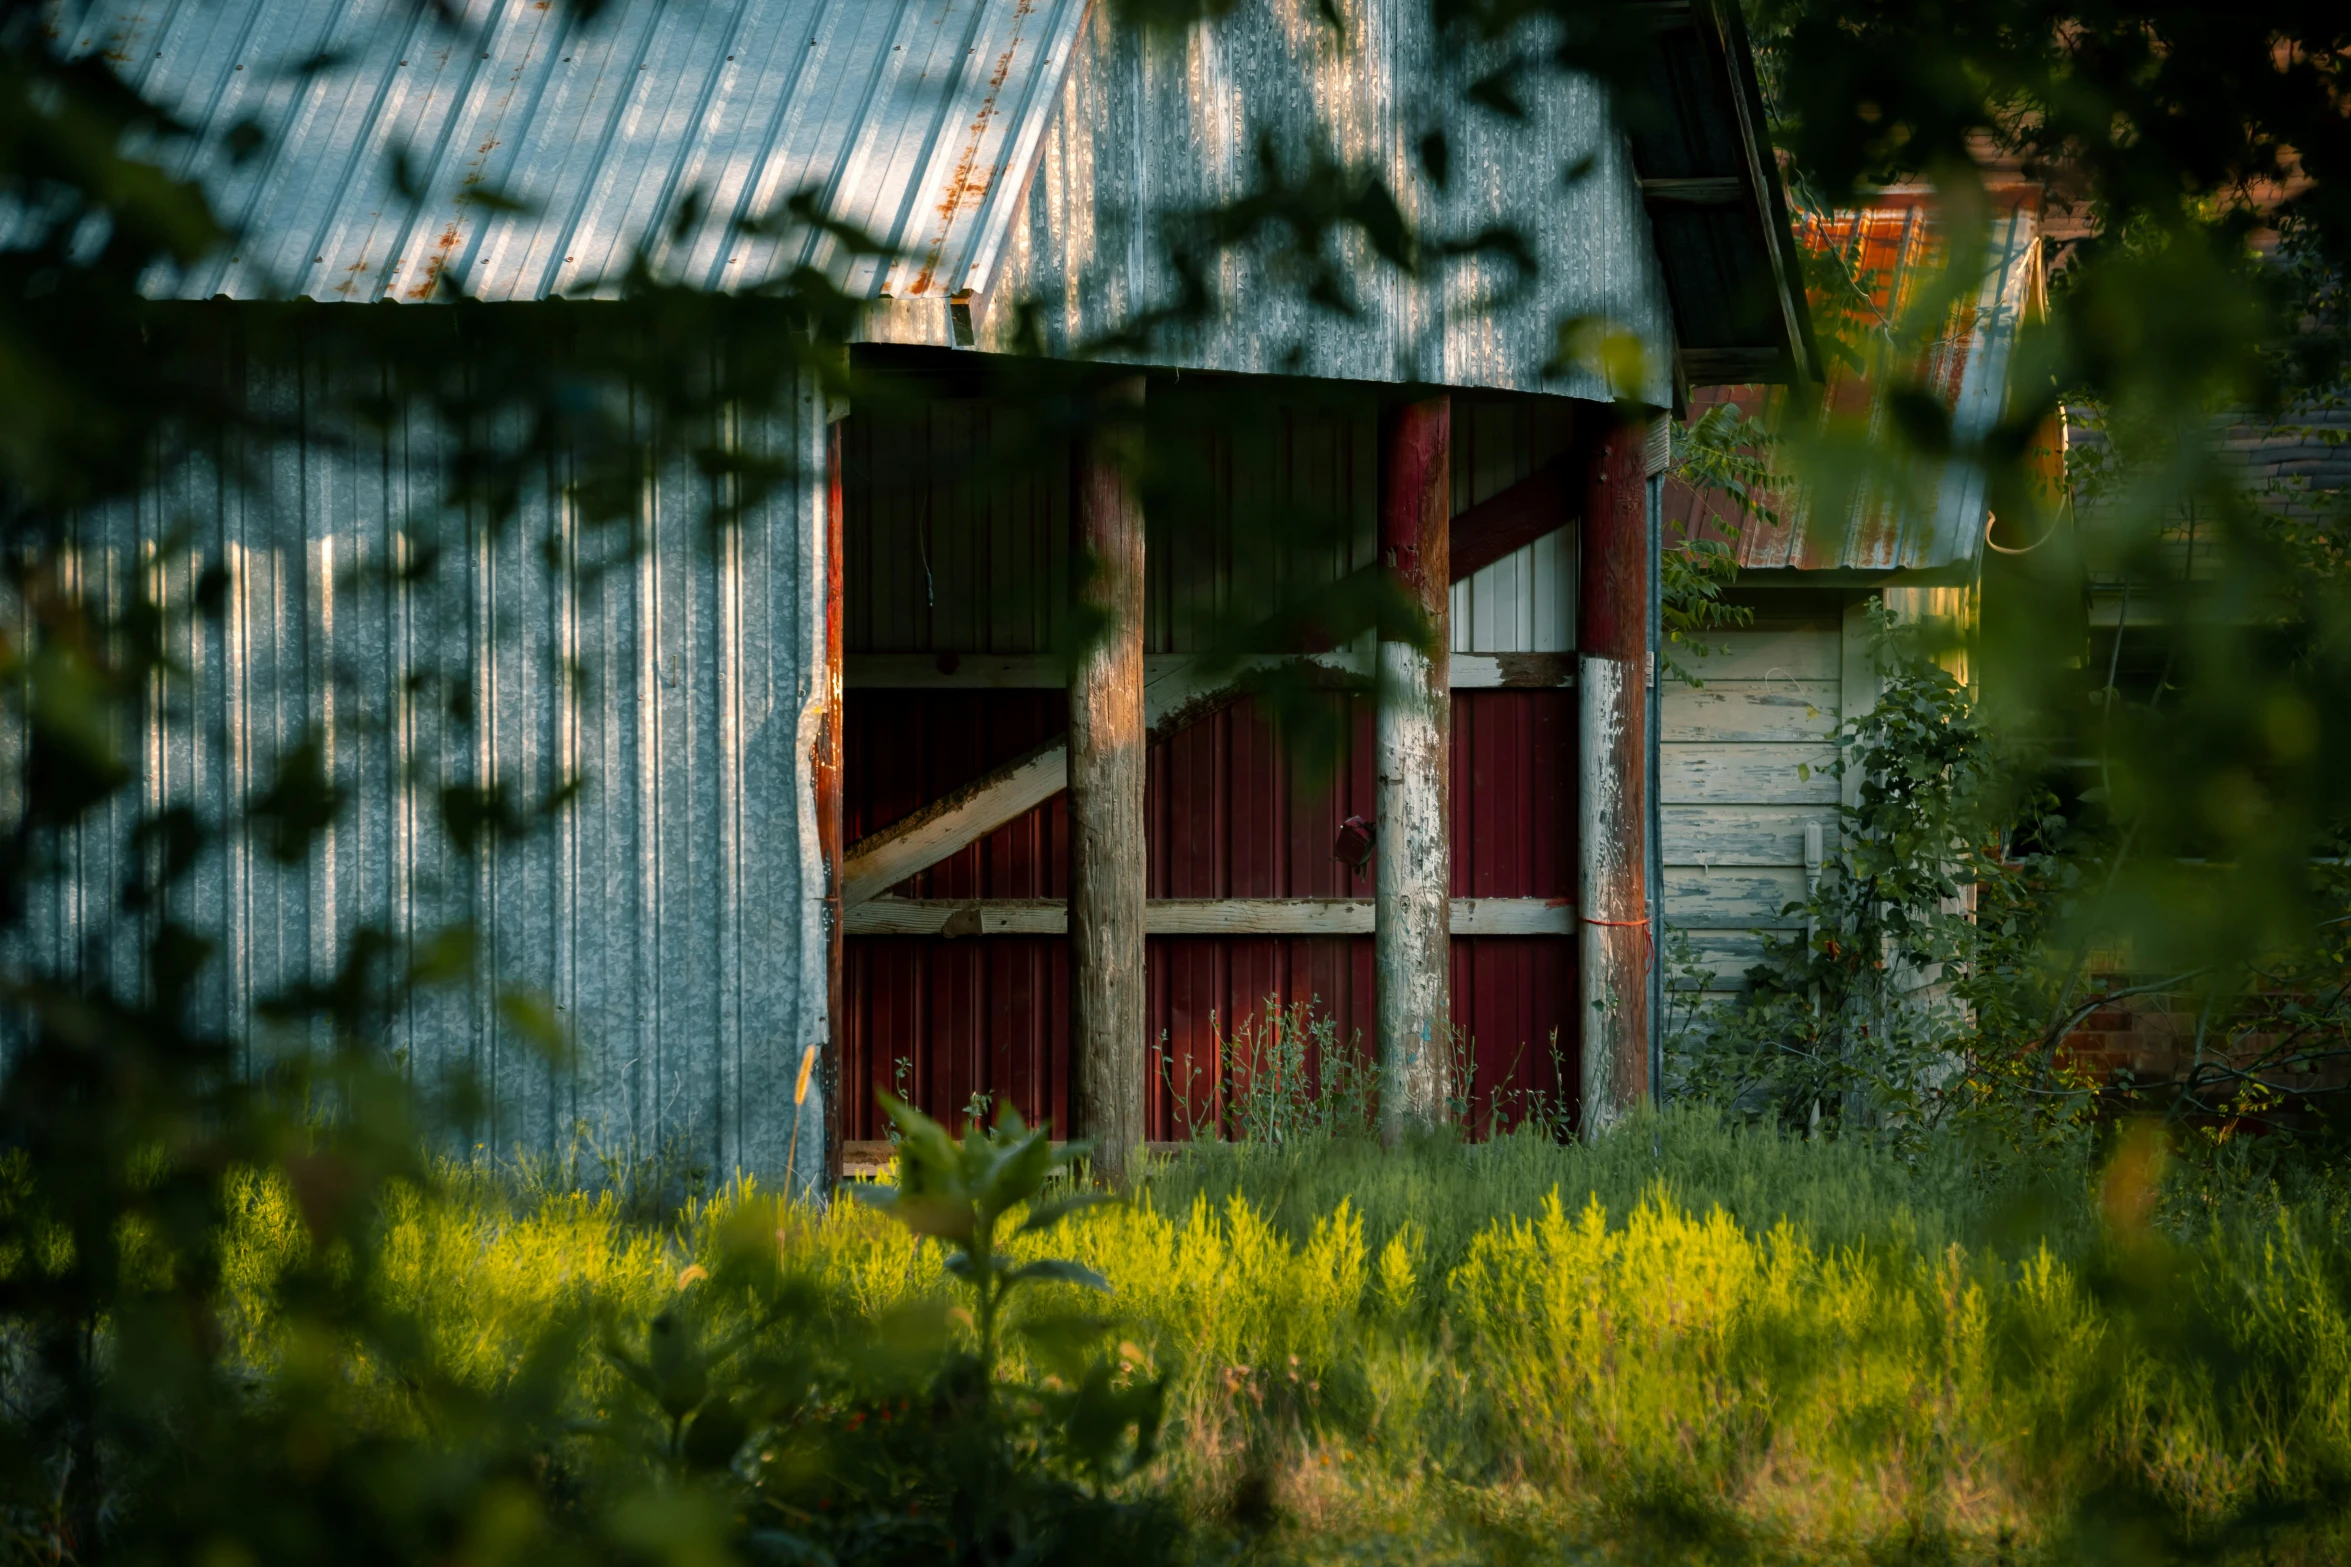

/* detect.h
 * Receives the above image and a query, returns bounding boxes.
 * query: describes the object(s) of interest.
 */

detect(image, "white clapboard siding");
[1662,866,1808,927]
[1662,681,1839,742]
[1672,626,1840,682]
[1660,743,1840,804]
[1666,929,1781,983]
[1663,622,1845,1004]
[1662,804,1836,866]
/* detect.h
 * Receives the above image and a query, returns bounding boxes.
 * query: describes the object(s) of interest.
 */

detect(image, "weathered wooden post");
[1070,376,1148,1184]
[1375,395,1452,1143]
[815,392,847,1200]
[1577,415,1655,1134]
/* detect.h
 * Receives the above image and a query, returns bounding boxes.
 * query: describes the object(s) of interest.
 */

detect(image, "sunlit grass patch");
[211,1109,2351,1563]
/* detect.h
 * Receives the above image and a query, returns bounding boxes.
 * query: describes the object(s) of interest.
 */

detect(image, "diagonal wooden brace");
[840,651,1359,904]
[840,456,1574,906]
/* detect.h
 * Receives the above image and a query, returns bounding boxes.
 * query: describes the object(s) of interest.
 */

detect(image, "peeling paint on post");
[1376,395,1452,1143]
[1070,376,1147,1185]
[812,395,846,1202]
[1578,416,1654,1134]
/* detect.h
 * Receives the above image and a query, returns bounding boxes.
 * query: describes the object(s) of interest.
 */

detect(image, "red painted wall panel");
[841,689,1576,1140]
[837,379,1582,1144]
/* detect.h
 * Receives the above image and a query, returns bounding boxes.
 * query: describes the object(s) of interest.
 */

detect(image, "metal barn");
[44,0,1812,1188]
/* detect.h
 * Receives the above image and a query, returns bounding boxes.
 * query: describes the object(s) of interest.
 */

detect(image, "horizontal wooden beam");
[848,653,1336,690]
[846,652,1571,690]
[844,896,1575,937]
[1458,653,1573,688]
[1640,175,1746,207]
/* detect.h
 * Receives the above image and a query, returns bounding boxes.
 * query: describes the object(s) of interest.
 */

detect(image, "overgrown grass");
[218,1111,2351,1564]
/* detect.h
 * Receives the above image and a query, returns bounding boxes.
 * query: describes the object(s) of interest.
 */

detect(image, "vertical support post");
[1070,375,1147,1185]
[1376,395,1452,1144]
[813,403,846,1200]
[1644,415,1668,1102]
[1578,414,1653,1135]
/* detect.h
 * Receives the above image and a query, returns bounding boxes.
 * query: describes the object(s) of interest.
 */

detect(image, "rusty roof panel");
[61,0,1088,303]
[1667,195,2042,575]
[50,0,1808,401]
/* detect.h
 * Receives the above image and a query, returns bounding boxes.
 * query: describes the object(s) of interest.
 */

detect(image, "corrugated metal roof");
[1665,193,2044,574]
[63,0,1088,303]
[53,0,1817,403]
[66,0,1694,401]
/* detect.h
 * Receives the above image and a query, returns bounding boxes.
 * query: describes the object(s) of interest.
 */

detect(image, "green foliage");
[1662,400,1768,682]
[853,1094,1121,1385]
[1672,613,2045,1141]
[161,1117,2351,1564]
[1750,0,2351,971]
[1163,996,1384,1146]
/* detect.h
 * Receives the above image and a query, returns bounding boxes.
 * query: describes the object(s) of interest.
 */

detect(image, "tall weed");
[204,1115,2351,1563]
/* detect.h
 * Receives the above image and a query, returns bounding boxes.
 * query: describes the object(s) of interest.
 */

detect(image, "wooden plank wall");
[1662,617,1846,1005]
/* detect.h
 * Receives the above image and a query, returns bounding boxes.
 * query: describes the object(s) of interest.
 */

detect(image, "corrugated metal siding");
[975,0,1677,404]
[845,400,1072,654]
[60,0,1088,304]
[840,689,1070,1141]
[1145,695,1377,1139]
[1664,197,2043,573]
[837,380,1579,1139]
[849,384,1386,658]
[27,335,834,1181]
[1148,691,1573,1139]
[1446,689,1576,1122]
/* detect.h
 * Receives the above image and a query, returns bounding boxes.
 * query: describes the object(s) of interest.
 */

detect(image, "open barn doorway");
[833,358,1583,1165]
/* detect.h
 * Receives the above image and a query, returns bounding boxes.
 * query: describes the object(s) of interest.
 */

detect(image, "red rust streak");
[904,0,1037,296]
[405,224,465,300]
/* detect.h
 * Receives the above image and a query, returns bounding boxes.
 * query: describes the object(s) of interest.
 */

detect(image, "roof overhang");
[1629,0,1819,394]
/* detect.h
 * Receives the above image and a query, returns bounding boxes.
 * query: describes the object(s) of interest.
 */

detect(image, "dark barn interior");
[834,363,1585,1145]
